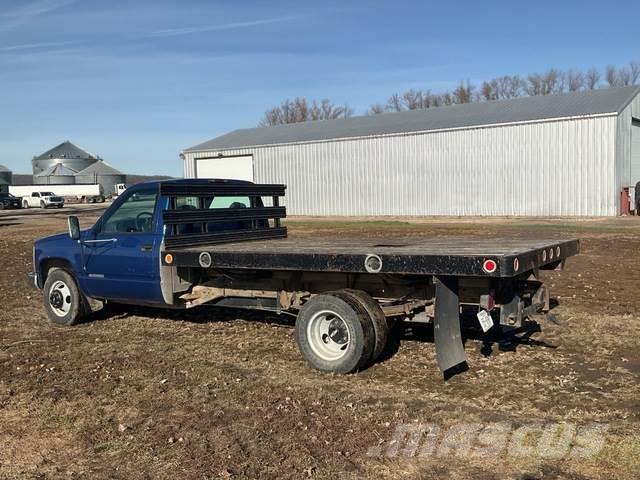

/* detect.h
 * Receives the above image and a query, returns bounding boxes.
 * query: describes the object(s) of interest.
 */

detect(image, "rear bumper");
[27,271,42,289]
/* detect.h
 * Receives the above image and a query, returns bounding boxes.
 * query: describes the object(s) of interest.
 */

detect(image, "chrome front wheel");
[49,280,72,317]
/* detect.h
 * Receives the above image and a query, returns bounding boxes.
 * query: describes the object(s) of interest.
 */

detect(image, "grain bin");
[75,160,125,196]
[34,163,78,185]
[0,164,12,193]
[32,140,99,175]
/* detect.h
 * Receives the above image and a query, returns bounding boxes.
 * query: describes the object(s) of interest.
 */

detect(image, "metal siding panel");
[187,116,618,216]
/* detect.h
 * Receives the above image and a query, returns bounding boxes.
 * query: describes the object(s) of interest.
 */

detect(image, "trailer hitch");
[433,277,468,377]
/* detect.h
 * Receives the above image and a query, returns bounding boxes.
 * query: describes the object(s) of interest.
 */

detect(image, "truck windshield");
[101,189,158,233]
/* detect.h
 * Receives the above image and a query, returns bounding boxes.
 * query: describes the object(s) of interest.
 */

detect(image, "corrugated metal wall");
[616,94,640,208]
[185,116,619,216]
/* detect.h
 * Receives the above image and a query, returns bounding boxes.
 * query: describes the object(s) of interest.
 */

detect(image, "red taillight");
[483,259,497,274]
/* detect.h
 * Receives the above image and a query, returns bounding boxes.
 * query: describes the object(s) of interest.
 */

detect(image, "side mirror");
[68,216,80,240]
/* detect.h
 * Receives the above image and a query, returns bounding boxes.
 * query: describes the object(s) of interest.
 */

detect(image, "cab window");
[101,189,158,234]
[210,196,250,209]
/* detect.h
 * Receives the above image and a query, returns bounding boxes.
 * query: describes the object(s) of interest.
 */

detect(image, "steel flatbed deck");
[163,237,580,277]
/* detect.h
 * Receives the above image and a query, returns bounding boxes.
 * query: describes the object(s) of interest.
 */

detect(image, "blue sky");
[1,0,639,176]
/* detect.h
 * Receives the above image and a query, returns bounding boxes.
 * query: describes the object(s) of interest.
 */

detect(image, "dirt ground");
[0,206,639,479]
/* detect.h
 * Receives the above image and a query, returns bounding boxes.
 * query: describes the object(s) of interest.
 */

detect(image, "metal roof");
[35,163,78,177]
[75,160,123,176]
[0,164,11,172]
[185,86,640,152]
[33,140,98,161]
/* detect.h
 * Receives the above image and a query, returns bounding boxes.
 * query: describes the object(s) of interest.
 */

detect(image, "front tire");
[295,293,374,374]
[42,268,88,326]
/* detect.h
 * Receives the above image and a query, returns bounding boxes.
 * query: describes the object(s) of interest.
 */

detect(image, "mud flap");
[434,276,468,375]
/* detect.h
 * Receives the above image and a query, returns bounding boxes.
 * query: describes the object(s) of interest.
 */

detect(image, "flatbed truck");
[30,179,579,376]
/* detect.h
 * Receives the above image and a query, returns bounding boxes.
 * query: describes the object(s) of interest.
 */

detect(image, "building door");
[195,155,254,182]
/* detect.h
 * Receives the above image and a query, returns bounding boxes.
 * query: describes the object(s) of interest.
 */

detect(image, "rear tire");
[23,200,29,209]
[40,201,45,209]
[295,293,374,374]
[342,289,389,363]
[42,268,88,326]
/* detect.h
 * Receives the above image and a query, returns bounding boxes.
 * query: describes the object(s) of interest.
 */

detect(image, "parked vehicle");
[21,191,64,209]
[29,179,580,376]
[10,184,104,204]
[0,192,22,209]
[113,183,127,197]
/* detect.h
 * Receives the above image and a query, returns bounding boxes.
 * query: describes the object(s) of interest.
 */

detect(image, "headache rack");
[161,181,287,249]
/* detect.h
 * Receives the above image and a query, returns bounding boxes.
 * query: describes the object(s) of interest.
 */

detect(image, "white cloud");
[146,16,297,37]
[0,0,77,31]
[0,40,77,52]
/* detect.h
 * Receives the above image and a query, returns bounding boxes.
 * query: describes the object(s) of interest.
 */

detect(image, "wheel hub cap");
[307,310,351,361]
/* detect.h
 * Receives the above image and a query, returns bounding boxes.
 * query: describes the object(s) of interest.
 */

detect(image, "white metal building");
[183,86,640,216]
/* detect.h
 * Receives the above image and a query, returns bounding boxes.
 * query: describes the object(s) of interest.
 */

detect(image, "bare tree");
[585,68,600,90]
[497,75,525,99]
[619,67,632,86]
[606,65,619,87]
[367,103,386,115]
[481,80,498,101]
[259,98,352,126]
[365,60,638,118]
[631,61,640,85]
[526,73,543,96]
[566,70,584,91]
[385,93,403,112]
[452,80,474,104]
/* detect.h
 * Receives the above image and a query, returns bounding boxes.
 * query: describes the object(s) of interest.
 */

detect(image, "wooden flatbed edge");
[162,238,580,278]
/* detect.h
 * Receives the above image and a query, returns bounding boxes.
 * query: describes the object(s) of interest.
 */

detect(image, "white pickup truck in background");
[10,184,104,204]
[20,191,65,209]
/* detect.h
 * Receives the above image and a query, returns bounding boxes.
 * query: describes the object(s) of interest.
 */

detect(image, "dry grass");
[0,209,638,479]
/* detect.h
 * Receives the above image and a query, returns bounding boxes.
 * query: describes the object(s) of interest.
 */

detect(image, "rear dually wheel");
[295,292,374,374]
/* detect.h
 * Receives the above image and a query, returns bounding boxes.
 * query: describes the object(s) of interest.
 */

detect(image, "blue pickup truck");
[31,179,579,376]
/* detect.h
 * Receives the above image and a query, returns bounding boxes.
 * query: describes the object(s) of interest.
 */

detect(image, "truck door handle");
[83,238,117,245]
[141,244,153,252]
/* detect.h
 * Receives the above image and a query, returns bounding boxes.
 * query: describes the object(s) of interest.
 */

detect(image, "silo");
[34,163,78,185]
[32,140,99,175]
[75,160,125,196]
[0,164,11,193]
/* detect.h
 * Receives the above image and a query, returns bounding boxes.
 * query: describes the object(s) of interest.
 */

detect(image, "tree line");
[260,61,640,126]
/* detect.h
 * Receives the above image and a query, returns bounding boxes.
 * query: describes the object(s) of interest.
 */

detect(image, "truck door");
[82,187,163,303]
[30,192,39,207]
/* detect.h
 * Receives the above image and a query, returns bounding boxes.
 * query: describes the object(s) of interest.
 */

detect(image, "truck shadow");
[90,301,559,373]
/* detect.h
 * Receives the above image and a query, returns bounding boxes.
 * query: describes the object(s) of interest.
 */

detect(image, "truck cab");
[24,191,64,209]
[32,179,255,308]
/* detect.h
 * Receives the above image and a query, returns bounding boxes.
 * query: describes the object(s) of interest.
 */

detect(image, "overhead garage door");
[195,155,254,182]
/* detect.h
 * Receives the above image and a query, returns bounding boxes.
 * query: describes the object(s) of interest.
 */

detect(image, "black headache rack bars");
[160,182,287,249]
